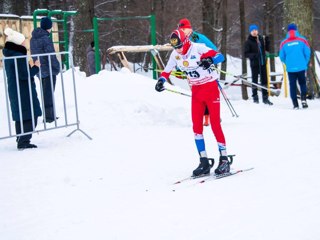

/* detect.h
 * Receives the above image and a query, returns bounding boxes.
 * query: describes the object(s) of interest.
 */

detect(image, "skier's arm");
[197,45,225,70]
[155,53,176,92]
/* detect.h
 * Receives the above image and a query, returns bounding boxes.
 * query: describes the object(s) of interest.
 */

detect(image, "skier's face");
[180,28,192,37]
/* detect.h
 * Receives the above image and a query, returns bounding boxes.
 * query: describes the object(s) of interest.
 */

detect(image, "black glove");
[155,77,165,92]
[198,57,213,70]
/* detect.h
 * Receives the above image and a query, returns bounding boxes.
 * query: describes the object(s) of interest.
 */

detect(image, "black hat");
[40,17,52,30]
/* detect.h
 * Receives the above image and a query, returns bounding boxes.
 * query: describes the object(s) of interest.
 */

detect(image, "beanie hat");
[287,23,297,31]
[249,24,259,33]
[178,18,192,29]
[40,17,53,30]
[4,27,26,45]
[170,29,191,55]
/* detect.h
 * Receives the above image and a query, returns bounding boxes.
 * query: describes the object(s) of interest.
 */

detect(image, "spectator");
[279,23,311,109]
[155,29,231,176]
[178,18,218,126]
[244,24,273,105]
[86,41,96,76]
[2,28,42,150]
[30,16,60,123]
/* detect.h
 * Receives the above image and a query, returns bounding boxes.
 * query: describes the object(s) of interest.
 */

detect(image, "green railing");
[93,15,157,79]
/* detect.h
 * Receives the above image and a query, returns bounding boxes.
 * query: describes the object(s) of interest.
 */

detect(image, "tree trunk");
[220,0,227,81]
[72,0,95,75]
[264,0,276,81]
[202,0,215,44]
[239,0,248,99]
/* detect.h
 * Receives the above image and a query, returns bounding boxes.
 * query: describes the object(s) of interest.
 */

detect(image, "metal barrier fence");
[0,51,91,142]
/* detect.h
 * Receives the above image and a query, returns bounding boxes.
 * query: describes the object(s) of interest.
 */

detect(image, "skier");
[279,23,311,109]
[178,18,218,126]
[155,29,230,176]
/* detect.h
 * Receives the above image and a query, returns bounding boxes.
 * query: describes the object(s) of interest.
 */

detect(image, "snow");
[1,56,320,240]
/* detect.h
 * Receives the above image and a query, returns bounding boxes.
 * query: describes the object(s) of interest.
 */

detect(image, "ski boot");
[192,157,214,177]
[214,155,231,175]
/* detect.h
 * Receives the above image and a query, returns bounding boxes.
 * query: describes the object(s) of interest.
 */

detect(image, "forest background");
[0,0,319,78]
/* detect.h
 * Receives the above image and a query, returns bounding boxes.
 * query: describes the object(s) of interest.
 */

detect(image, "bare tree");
[220,0,227,80]
[264,0,276,81]
[72,0,95,74]
[239,0,248,99]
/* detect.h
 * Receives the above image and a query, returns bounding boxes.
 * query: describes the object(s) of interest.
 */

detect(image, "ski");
[198,167,254,184]
[173,173,210,185]
[173,155,236,185]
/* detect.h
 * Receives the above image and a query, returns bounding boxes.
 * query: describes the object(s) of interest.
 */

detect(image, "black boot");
[253,95,259,104]
[301,100,308,108]
[301,96,308,109]
[193,157,211,177]
[215,156,230,175]
[293,99,299,109]
[263,98,273,105]
[17,143,37,150]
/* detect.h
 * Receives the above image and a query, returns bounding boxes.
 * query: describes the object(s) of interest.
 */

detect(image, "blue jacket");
[190,31,218,50]
[279,30,310,72]
[2,42,42,121]
[30,28,60,78]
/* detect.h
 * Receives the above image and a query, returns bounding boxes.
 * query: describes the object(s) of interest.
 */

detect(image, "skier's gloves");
[198,57,213,70]
[155,77,166,92]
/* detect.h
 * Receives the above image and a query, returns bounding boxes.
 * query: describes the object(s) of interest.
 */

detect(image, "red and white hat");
[170,29,191,55]
[178,18,192,29]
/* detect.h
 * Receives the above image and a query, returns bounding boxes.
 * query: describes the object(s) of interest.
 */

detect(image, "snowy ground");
[1,59,320,240]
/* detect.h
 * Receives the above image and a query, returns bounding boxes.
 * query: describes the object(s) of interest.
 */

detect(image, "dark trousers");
[288,70,307,103]
[15,118,38,146]
[251,65,268,99]
[42,75,56,120]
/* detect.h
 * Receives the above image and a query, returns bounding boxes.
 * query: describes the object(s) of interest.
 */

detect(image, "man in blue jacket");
[279,23,311,109]
[30,17,60,122]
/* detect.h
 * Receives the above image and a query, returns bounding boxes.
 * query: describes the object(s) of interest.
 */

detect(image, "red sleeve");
[160,71,171,79]
[200,50,218,60]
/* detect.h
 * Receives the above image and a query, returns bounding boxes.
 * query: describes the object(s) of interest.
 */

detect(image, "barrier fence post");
[0,51,91,142]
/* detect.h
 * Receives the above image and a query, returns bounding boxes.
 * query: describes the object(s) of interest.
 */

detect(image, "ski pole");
[217,81,239,117]
[164,88,191,97]
[212,66,281,96]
